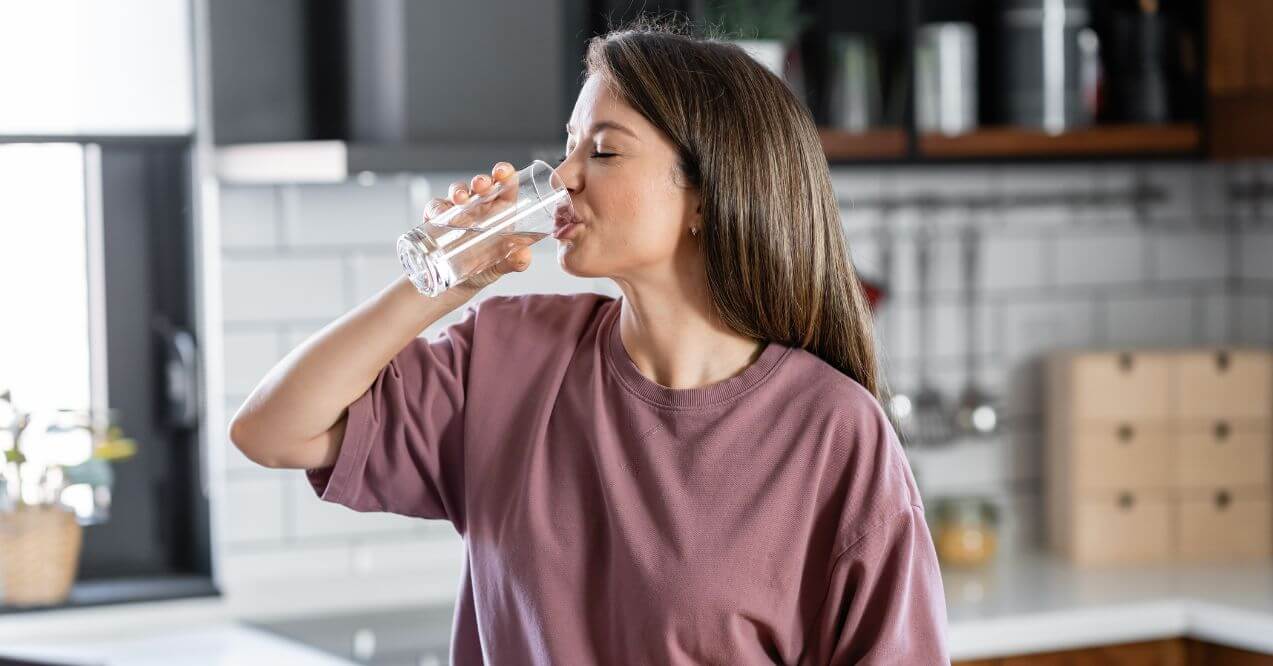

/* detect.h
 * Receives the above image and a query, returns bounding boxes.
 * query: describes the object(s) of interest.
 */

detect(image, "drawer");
[1069,352,1172,421]
[1176,349,1273,420]
[1175,488,1272,561]
[1175,420,1272,489]
[1072,490,1171,565]
[1072,421,1172,491]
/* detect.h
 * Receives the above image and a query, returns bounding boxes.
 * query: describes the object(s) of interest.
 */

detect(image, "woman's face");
[553,75,700,283]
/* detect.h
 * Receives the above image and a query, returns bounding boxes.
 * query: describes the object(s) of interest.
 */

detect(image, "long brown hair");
[584,17,890,407]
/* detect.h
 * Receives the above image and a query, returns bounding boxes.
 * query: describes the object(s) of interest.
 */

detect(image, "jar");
[933,496,999,567]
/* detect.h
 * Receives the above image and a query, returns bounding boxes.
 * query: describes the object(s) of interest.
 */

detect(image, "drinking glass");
[397,160,570,296]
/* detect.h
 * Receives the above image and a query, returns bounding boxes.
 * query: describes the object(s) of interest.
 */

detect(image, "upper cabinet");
[207,0,1273,181]
[209,0,578,182]
[0,0,193,137]
[1206,0,1273,159]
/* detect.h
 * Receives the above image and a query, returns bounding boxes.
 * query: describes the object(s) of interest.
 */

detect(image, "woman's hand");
[423,161,534,296]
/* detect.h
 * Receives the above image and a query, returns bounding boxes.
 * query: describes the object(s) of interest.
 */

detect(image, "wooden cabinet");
[1046,348,1273,566]
[953,638,1273,665]
[1206,0,1273,158]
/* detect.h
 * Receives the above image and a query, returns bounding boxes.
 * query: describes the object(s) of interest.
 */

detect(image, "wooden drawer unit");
[1069,352,1173,421]
[1176,350,1273,421]
[1047,348,1273,566]
[1073,421,1173,491]
[1176,487,1273,561]
[1072,490,1173,565]
[1175,420,1272,489]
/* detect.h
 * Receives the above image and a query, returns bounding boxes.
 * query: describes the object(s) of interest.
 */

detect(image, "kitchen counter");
[0,623,353,665]
[944,551,1273,660]
[3,552,1273,663]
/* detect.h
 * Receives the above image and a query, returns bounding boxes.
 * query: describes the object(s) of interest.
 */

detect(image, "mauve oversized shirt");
[306,292,949,664]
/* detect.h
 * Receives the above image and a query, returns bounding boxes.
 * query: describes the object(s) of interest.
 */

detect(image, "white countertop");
[0,622,353,665]
[944,551,1273,660]
[3,552,1273,664]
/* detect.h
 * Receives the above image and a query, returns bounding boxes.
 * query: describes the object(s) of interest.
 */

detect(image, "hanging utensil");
[954,215,1000,437]
[876,209,913,443]
[910,221,952,447]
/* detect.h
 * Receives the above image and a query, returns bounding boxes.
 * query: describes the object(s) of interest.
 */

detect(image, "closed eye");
[555,152,617,164]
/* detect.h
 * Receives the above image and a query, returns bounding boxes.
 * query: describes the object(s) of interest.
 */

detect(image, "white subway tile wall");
[841,161,1271,555]
[217,161,1272,605]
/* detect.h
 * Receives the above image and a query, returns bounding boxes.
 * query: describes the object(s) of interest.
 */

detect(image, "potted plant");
[0,389,137,607]
[703,0,810,77]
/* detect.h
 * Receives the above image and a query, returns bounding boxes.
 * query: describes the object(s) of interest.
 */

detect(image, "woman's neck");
[613,277,765,390]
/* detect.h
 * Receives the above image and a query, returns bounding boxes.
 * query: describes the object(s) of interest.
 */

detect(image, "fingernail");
[494,165,510,177]
[475,176,489,187]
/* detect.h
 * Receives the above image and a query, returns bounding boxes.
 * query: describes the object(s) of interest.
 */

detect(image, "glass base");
[397,229,456,297]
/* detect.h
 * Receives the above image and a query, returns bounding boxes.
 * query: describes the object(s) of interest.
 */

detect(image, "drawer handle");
[1215,490,1232,510]
[1116,423,1135,443]
[1214,420,1231,441]
[1118,352,1134,372]
[1215,350,1231,372]
[1117,492,1135,510]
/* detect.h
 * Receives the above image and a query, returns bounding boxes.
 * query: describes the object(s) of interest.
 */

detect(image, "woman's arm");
[228,276,475,470]
[228,163,531,471]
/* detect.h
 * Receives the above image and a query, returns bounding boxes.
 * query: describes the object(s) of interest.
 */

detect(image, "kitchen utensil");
[954,220,999,437]
[999,0,1101,133]
[828,33,883,133]
[910,222,952,447]
[876,213,913,442]
[915,22,978,136]
[397,160,572,297]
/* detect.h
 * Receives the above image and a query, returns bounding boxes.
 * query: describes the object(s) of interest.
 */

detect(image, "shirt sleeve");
[304,304,478,529]
[806,505,950,665]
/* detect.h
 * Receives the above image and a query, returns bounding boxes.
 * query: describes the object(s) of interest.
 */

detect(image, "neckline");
[602,298,791,410]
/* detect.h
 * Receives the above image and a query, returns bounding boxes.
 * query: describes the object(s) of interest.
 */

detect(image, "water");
[400,225,548,295]
[398,180,568,296]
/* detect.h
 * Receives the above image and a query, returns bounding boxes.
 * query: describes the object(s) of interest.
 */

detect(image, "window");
[0,139,214,611]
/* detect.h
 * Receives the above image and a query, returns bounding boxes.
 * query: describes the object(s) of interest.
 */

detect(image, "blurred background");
[1,0,1272,664]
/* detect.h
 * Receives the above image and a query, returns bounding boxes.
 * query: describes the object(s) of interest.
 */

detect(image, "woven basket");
[0,505,83,607]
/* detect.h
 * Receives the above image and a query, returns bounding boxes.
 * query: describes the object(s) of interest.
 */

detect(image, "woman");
[230,20,948,665]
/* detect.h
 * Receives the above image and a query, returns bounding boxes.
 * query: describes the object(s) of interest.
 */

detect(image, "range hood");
[209,0,583,184]
[214,139,563,184]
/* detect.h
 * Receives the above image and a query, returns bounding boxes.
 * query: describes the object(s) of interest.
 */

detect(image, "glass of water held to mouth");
[397,160,572,297]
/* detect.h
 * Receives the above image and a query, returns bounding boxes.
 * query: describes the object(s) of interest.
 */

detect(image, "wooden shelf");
[818,127,908,161]
[917,124,1202,159]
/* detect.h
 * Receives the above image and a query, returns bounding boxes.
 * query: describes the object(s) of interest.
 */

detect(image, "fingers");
[513,247,532,271]
[423,197,453,221]
[448,181,470,204]
[470,173,492,195]
[496,247,532,274]
[449,162,516,205]
[491,162,519,205]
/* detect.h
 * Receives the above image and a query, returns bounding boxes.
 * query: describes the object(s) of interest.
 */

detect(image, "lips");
[553,206,582,231]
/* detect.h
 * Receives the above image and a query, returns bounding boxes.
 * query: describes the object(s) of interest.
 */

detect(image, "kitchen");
[1,0,1272,663]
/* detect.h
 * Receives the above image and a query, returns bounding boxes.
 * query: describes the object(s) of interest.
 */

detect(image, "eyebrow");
[565,120,639,140]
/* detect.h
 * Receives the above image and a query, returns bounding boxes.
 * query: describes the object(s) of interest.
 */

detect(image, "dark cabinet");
[1206,0,1273,159]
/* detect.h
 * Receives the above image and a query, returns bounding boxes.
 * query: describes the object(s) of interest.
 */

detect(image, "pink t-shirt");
[306,292,948,664]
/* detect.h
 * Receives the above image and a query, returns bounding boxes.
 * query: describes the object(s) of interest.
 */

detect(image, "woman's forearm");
[228,275,477,469]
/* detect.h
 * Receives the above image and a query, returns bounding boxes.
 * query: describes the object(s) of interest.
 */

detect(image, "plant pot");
[731,39,787,77]
[0,505,83,607]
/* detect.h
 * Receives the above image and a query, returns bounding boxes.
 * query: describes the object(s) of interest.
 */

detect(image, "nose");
[552,153,582,196]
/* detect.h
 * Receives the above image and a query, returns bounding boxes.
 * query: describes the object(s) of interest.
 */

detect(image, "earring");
[690,227,700,237]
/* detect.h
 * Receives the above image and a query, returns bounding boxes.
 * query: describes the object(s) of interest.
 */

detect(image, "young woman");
[230,20,948,665]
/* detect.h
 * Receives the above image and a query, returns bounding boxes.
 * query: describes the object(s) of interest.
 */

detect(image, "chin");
[555,242,607,279]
